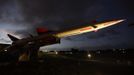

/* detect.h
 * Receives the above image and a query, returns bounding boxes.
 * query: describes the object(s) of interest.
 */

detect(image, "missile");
[3,19,124,62]
[55,19,125,38]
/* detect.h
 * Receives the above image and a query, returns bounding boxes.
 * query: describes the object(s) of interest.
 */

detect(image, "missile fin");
[7,34,19,41]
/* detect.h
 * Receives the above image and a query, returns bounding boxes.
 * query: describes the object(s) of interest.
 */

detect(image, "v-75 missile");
[55,19,124,38]
[1,19,124,62]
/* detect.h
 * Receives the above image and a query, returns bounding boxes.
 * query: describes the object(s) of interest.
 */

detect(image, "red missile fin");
[36,27,48,35]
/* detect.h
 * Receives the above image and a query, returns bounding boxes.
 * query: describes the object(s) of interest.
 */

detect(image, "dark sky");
[0,0,134,50]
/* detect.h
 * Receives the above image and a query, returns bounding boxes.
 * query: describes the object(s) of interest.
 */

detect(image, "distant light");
[88,54,91,58]
[4,50,7,52]
[55,51,58,55]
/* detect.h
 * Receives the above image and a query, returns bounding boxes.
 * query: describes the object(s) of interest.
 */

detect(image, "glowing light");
[87,54,91,58]
[54,51,58,55]
[55,51,58,55]
[4,50,7,52]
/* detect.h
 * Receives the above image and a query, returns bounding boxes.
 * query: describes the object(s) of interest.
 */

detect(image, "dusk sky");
[0,0,134,50]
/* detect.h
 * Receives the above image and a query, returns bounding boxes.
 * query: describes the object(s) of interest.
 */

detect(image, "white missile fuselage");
[55,19,124,38]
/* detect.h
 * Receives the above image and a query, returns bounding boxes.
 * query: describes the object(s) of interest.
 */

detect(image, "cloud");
[0,0,134,49]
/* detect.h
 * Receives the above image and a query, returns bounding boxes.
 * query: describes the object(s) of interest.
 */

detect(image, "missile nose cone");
[117,19,125,23]
[111,19,125,25]
[102,19,125,27]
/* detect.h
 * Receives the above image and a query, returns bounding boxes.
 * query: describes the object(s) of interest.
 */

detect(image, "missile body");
[55,19,124,38]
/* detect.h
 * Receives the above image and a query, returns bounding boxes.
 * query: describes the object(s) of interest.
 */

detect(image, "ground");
[0,54,133,75]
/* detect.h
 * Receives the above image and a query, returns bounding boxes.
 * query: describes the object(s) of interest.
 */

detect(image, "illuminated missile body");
[55,19,124,38]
